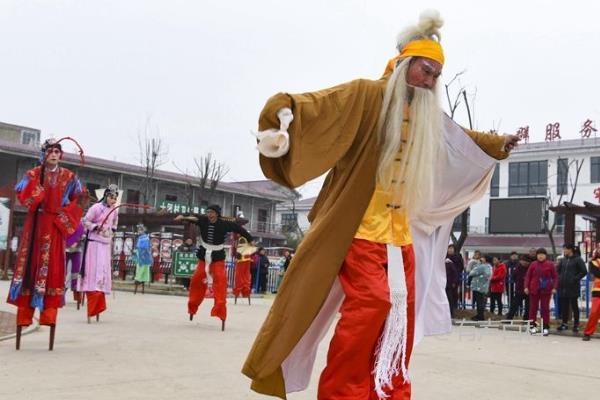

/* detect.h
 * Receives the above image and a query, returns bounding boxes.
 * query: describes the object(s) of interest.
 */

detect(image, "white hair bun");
[417,9,444,36]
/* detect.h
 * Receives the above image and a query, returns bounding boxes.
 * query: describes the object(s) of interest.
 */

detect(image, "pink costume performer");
[77,185,119,321]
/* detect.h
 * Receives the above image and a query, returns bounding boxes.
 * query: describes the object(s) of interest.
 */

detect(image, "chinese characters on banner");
[545,122,561,142]
[516,126,529,143]
[580,119,597,138]
[512,120,597,142]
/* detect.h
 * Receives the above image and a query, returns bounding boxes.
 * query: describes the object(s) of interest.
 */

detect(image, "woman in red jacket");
[489,257,507,315]
[525,248,558,336]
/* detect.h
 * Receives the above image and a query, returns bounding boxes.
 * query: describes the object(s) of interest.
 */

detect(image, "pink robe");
[77,202,118,294]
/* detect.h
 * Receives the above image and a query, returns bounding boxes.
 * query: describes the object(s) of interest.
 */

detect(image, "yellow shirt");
[355,105,412,246]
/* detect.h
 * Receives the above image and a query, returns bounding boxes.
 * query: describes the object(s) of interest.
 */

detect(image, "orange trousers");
[233,260,252,298]
[17,307,58,327]
[86,291,107,317]
[187,260,227,321]
[318,239,415,400]
[584,297,600,336]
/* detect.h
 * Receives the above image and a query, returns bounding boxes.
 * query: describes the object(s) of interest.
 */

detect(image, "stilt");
[234,296,238,305]
[49,325,56,351]
[221,320,226,332]
[76,299,80,310]
[87,316,91,324]
[134,282,138,295]
[81,292,86,306]
[142,282,145,294]
[189,313,193,321]
[16,326,22,350]
[96,314,100,322]
[248,296,251,306]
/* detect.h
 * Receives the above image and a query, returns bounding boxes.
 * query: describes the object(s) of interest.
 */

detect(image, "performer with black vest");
[175,204,253,330]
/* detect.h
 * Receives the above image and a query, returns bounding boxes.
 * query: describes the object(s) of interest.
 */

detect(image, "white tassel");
[373,245,409,399]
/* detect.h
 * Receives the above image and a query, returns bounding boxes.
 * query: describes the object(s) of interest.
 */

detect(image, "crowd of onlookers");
[445,244,600,340]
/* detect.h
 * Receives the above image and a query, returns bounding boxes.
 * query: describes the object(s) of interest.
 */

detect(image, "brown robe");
[242,76,507,398]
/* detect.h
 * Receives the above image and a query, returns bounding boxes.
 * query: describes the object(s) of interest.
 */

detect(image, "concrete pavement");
[0,280,597,400]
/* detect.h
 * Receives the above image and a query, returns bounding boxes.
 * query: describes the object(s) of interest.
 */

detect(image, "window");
[281,213,298,233]
[21,130,39,145]
[232,204,242,217]
[591,157,600,183]
[508,161,548,196]
[257,209,268,232]
[554,213,565,234]
[557,158,568,195]
[490,164,500,197]
[165,194,178,202]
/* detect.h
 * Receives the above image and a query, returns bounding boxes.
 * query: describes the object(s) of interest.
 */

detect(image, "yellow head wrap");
[382,39,445,76]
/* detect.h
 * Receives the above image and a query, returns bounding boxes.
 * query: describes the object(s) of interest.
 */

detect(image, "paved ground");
[0,280,598,400]
[0,311,16,337]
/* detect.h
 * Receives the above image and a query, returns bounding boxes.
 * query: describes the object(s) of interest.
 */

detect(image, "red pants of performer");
[318,239,415,400]
[529,292,552,328]
[73,290,81,303]
[584,297,600,336]
[233,260,252,298]
[86,291,107,317]
[17,307,58,327]
[188,260,227,321]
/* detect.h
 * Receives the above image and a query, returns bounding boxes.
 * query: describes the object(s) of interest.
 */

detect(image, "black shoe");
[582,335,591,341]
[556,323,568,331]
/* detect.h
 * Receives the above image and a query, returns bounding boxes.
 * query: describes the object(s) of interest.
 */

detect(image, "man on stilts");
[233,237,257,305]
[243,10,519,399]
[175,204,253,331]
[7,139,86,350]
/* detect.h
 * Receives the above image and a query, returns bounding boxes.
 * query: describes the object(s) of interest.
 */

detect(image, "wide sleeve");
[463,129,509,160]
[15,171,45,211]
[84,204,100,231]
[258,79,382,188]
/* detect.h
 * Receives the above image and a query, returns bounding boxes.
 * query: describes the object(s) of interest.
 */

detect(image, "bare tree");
[194,152,229,206]
[544,159,584,257]
[137,120,168,210]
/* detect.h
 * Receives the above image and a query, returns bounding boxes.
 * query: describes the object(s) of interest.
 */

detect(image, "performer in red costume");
[7,139,86,350]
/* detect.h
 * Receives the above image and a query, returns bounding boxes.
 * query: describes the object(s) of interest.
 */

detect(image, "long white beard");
[377,61,443,218]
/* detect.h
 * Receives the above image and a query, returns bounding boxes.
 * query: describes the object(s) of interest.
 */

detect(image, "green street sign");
[172,251,198,277]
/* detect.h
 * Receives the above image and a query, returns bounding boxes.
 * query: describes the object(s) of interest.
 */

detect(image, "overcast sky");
[1,1,599,198]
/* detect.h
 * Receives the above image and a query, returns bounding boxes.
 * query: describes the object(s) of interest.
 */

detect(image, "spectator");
[505,255,532,320]
[445,250,459,318]
[505,251,519,301]
[525,248,558,336]
[466,250,481,273]
[469,255,493,321]
[556,244,587,333]
[255,247,270,294]
[489,257,507,316]
[447,244,464,310]
[282,250,292,272]
[528,247,537,260]
[583,251,600,341]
